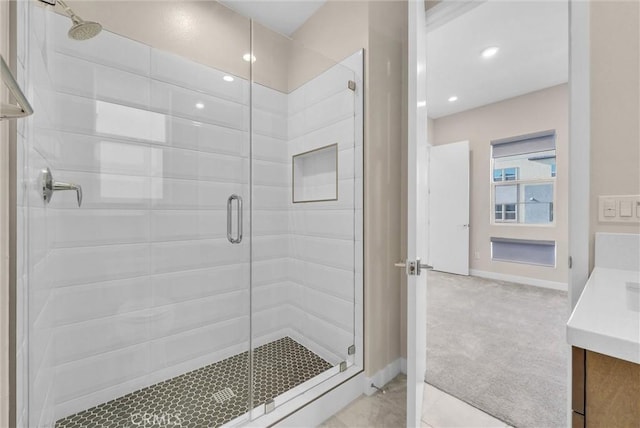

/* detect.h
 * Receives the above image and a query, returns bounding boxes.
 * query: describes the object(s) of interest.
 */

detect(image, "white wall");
[589,0,640,263]
[431,84,569,286]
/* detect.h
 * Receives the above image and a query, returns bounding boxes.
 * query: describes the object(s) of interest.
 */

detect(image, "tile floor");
[55,337,332,428]
[321,375,511,428]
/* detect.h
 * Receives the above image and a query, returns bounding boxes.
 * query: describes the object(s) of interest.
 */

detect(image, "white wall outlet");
[598,195,640,223]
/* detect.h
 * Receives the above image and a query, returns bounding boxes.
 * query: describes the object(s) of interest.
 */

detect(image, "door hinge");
[348,345,356,355]
[569,256,573,269]
[265,399,275,413]
[348,80,356,91]
[339,361,347,372]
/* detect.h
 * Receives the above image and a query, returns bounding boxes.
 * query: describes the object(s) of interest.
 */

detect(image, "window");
[495,203,517,222]
[493,167,518,182]
[491,237,556,267]
[491,130,556,225]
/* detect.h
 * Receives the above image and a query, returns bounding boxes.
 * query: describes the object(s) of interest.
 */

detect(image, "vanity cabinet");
[572,346,640,428]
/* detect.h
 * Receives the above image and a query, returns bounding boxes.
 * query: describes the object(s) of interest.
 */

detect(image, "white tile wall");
[19,6,363,424]
[20,10,254,423]
[150,50,249,105]
[282,54,363,366]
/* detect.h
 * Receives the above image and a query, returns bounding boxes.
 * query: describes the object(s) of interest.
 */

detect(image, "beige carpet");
[425,271,568,428]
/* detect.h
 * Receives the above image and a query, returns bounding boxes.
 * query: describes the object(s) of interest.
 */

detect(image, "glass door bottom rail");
[55,337,333,428]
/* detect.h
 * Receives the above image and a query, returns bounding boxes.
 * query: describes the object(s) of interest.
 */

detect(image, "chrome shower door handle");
[227,195,234,243]
[236,195,243,243]
[41,168,83,207]
[227,194,243,244]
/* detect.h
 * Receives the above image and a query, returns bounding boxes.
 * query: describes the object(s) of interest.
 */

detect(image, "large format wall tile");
[150,80,248,130]
[48,244,150,287]
[49,209,150,248]
[50,52,151,108]
[151,49,249,105]
[164,115,248,155]
[150,239,248,274]
[150,264,249,306]
[50,277,153,327]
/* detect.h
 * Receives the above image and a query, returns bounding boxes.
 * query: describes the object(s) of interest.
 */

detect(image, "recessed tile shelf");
[292,144,338,203]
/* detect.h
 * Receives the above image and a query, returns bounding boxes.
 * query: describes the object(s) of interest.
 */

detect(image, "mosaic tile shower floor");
[55,337,333,428]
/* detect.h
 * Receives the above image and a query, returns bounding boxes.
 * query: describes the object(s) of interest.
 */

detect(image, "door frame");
[568,0,590,425]
[406,0,428,426]
[414,1,590,427]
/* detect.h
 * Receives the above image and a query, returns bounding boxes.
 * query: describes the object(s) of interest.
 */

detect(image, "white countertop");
[567,267,640,364]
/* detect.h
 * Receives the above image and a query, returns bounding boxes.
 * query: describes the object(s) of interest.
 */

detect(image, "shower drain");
[212,387,236,403]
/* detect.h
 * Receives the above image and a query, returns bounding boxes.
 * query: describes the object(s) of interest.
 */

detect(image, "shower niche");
[292,144,338,203]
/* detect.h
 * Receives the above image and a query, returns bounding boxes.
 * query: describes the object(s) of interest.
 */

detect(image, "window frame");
[495,202,518,223]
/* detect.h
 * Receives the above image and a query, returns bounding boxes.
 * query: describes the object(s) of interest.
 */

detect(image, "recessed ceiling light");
[223,75,234,82]
[448,96,458,102]
[243,53,256,63]
[481,46,499,59]
[195,102,205,109]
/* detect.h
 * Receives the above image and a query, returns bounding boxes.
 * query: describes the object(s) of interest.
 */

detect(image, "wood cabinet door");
[586,351,640,428]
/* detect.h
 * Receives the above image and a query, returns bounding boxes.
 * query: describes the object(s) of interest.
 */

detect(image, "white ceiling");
[426,1,569,119]
[218,0,326,36]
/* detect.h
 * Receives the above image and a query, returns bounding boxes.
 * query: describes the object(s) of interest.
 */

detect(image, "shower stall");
[14,1,363,426]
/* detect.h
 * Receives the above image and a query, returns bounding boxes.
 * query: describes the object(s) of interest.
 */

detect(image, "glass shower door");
[20,2,255,426]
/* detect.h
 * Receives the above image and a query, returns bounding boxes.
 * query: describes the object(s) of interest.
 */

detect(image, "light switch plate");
[599,195,640,223]
[603,199,616,217]
[620,200,633,217]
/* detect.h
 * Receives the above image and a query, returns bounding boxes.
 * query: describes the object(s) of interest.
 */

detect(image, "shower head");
[56,0,102,40]
[68,18,102,41]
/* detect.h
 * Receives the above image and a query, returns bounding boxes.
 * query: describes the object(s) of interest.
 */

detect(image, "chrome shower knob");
[41,167,83,207]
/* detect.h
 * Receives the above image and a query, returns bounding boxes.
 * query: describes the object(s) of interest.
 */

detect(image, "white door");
[428,141,470,275]
[404,1,428,427]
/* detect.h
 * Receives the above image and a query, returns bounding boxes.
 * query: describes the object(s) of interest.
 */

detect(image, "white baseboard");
[363,358,404,396]
[469,269,568,291]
